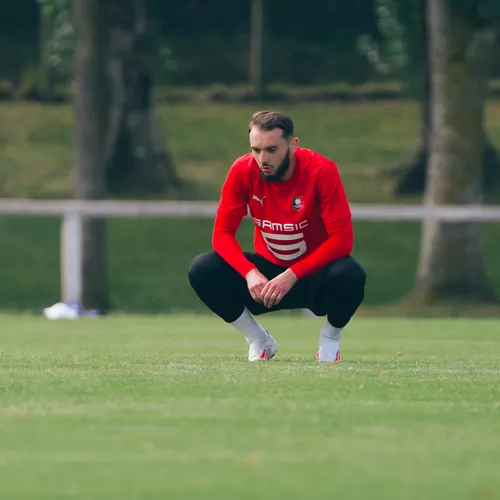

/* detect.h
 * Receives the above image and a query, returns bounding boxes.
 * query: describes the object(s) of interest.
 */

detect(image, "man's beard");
[260,148,291,182]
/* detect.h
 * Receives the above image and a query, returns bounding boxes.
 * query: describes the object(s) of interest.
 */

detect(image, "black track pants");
[188,251,366,328]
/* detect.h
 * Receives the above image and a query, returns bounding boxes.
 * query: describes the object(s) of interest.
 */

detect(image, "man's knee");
[317,257,366,324]
[326,256,366,291]
[188,251,225,290]
[346,257,366,288]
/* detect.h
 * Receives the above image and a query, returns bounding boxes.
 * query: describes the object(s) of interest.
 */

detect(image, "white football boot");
[316,338,341,363]
[248,333,278,361]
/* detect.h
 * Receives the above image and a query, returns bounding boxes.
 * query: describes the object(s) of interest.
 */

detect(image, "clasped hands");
[245,268,298,309]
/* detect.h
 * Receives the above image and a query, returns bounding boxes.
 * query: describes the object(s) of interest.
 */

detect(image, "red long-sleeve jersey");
[212,147,353,279]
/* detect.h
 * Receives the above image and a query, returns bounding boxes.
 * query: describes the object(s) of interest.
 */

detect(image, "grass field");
[2,100,500,201]
[0,314,499,499]
[2,216,500,313]
[2,101,500,312]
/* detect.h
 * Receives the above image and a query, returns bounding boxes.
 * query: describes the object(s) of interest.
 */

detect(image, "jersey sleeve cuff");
[239,262,258,278]
[289,264,307,280]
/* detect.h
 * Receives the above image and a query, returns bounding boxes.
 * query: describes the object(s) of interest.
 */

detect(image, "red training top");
[212,147,353,280]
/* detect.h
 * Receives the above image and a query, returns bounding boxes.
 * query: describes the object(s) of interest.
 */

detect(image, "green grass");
[2,99,500,201]
[2,100,500,312]
[1,216,500,313]
[0,100,419,201]
[0,314,499,499]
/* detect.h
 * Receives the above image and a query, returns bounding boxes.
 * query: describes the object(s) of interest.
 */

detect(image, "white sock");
[231,307,269,344]
[320,321,343,342]
[317,321,343,361]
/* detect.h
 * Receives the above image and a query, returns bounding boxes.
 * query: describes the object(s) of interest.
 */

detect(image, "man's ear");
[290,137,299,153]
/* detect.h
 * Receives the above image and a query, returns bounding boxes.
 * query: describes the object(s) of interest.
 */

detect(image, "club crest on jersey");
[292,196,304,211]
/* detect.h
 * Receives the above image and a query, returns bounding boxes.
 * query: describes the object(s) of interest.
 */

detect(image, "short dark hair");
[248,111,295,140]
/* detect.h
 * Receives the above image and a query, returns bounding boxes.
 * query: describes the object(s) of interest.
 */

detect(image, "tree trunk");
[394,116,500,196]
[103,0,180,197]
[249,0,263,99]
[74,0,111,311]
[393,0,500,196]
[408,0,498,305]
[391,0,430,195]
[393,88,430,195]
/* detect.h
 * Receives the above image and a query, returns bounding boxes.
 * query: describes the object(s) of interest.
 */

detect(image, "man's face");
[249,127,295,182]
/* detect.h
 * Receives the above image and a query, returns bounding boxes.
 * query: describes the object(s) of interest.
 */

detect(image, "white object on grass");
[43,301,81,320]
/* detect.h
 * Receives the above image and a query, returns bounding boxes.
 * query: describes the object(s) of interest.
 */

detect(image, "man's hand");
[260,269,298,308]
[245,269,269,304]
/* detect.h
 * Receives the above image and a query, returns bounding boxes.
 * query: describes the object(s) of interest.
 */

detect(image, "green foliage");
[358,0,408,77]
[36,0,177,86]
[377,1,407,67]
[359,0,499,95]
[358,0,426,96]
[37,0,74,85]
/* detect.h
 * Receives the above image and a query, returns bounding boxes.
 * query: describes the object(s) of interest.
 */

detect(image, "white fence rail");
[2,198,500,305]
[3,199,500,220]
